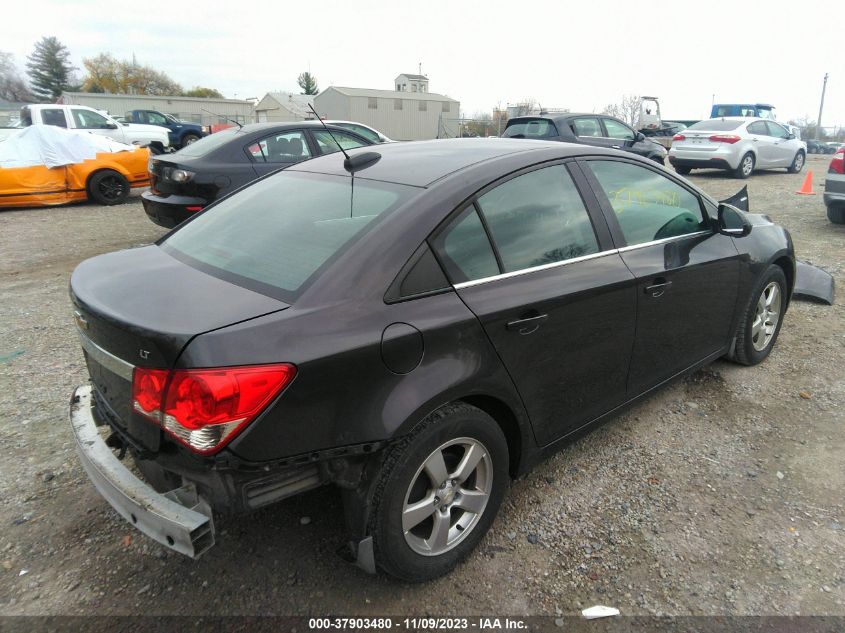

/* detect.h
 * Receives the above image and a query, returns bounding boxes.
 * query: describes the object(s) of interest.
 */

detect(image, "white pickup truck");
[0,104,170,152]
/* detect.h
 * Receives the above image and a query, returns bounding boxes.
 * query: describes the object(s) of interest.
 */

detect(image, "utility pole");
[817,72,828,139]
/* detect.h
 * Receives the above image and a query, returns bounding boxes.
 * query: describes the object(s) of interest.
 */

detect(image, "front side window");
[603,118,635,140]
[334,123,380,143]
[163,172,414,298]
[765,121,789,139]
[312,130,368,155]
[571,117,603,137]
[430,207,499,283]
[71,109,110,129]
[476,165,599,271]
[588,161,707,246]
[147,111,168,126]
[248,130,311,163]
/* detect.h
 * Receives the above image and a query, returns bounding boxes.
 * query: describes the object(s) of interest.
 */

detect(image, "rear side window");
[587,161,706,246]
[747,121,768,135]
[430,207,499,283]
[162,172,416,298]
[571,117,602,137]
[248,130,311,163]
[477,165,598,271]
[503,118,559,138]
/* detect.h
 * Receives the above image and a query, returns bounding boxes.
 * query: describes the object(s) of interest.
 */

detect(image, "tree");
[182,86,223,98]
[297,72,318,95]
[26,36,78,100]
[81,53,182,96]
[0,51,34,102]
[603,94,641,127]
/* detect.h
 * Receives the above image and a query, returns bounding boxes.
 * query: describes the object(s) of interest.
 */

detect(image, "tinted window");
[588,161,707,246]
[176,128,239,157]
[430,207,499,283]
[571,117,602,137]
[162,172,414,298]
[477,165,598,272]
[603,118,635,140]
[688,119,744,131]
[747,121,768,135]
[313,130,369,154]
[248,130,311,163]
[40,109,67,128]
[503,118,559,139]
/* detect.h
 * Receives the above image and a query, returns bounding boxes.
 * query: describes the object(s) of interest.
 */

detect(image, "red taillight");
[672,134,685,141]
[185,206,204,212]
[709,134,741,144]
[131,364,296,454]
[830,149,845,175]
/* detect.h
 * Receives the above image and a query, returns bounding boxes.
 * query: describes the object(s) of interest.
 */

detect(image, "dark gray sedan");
[70,138,794,582]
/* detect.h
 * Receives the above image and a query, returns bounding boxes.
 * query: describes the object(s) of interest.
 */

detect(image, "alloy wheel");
[402,437,493,556]
[742,155,754,176]
[98,175,127,202]
[752,281,782,351]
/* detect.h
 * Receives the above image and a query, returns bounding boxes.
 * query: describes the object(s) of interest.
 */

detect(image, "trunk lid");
[71,245,288,450]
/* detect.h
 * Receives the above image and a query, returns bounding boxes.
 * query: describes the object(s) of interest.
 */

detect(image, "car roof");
[287,137,614,187]
[230,121,354,134]
[507,113,611,123]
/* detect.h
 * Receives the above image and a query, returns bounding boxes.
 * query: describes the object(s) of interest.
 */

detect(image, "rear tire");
[730,265,787,366]
[733,152,755,179]
[674,165,692,175]
[787,151,805,174]
[369,403,509,582]
[87,170,130,206]
[827,206,845,224]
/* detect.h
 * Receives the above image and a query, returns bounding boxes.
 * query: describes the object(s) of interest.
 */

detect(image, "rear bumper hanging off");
[69,385,215,558]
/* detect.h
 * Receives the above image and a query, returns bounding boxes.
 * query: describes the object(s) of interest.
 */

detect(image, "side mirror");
[635,132,646,142]
[717,203,752,237]
[104,122,118,130]
[787,133,796,140]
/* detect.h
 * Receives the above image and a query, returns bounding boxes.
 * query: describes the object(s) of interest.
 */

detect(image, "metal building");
[314,86,460,141]
[59,92,255,125]
[254,93,316,122]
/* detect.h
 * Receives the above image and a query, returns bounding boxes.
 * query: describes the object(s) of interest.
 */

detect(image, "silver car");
[669,117,806,179]
[824,148,845,223]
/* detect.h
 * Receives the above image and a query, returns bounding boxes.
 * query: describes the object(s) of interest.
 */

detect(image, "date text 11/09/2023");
[308,618,528,630]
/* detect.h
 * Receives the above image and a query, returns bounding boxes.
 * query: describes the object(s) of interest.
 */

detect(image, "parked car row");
[806,139,837,154]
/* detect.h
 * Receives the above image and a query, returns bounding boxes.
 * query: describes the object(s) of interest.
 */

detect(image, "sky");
[3,0,843,128]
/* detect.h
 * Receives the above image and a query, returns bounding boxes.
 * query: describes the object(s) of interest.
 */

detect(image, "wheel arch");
[458,394,525,478]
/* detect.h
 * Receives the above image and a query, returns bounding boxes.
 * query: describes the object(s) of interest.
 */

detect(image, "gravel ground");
[0,156,843,617]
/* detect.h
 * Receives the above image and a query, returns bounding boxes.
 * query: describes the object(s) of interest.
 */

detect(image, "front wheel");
[733,152,755,179]
[730,265,787,366]
[369,403,509,582]
[788,151,805,173]
[87,170,130,205]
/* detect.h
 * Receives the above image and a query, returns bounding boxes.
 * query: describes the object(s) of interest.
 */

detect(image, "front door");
[581,159,741,395]
[431,163,638,446]
[747,121,776,167]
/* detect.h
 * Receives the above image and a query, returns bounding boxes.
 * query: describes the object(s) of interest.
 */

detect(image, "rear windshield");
[688,119,744,131]
[161,171,416,300]
[503,118,559,139]
[174,128,239,157]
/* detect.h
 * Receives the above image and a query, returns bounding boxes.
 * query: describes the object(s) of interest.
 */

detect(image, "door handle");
[611,145,621,149]
[505,314,548,335]
[645,279,672,298]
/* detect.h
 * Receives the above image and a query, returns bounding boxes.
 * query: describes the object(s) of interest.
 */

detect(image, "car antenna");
[307,104,380,173]
[201,108,242,129]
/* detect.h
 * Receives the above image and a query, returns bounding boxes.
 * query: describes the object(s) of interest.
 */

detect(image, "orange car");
[0,147,150,209]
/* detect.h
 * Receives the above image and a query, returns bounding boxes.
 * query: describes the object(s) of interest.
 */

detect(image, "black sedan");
[503,113,668,163]
[69,139,794,582]
[141,122,374,228]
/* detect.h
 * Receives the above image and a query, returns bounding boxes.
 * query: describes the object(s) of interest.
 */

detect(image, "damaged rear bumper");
[69,385,215,558]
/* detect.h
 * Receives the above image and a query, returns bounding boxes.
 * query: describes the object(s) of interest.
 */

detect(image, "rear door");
[581,158,740,395]
[246,129,312,179]
[430,162,638,446]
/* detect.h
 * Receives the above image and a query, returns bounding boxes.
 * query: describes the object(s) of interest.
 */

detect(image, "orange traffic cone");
[796,170,815,195]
